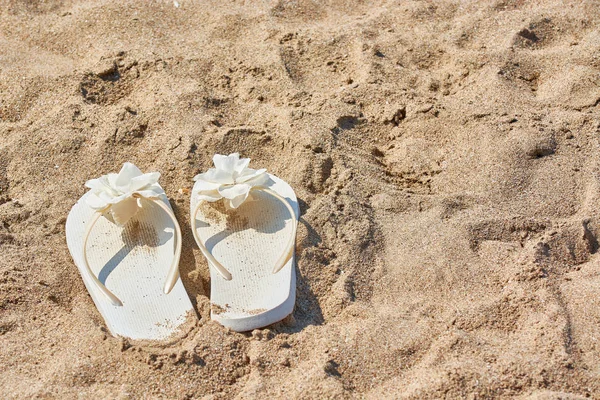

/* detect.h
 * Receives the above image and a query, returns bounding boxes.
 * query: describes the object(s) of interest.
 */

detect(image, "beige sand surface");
[1,0,600,398]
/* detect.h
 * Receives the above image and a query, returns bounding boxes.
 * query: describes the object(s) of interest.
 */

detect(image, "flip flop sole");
[66,190,194,340]
[192,174,299,332]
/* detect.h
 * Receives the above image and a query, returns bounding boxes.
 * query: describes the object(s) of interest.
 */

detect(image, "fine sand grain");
[1,0,600,398]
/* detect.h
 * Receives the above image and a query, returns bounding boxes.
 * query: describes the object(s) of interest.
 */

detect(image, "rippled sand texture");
[1,0,600,398]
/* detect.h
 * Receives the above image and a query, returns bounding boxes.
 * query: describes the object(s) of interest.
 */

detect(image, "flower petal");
[129,172,160,192]
[114,162,144,192]
[198,189,223,202]
[237,170,270,188]
[229,192,250,209]
[136,185,163,199]
[86,193,108,210]
[96,190,117,204]
[233,156,250,174]
[110,197,139,226]
[84,177,104,191]
[106,173,120,190]
[196,168,234,184]
[218,183,251,200]
[85,176,118,196]
[249,171,271,187]
[213,153,240,174]
[192,179,222,192]
[235,168,264,182]
[106,192,131,205]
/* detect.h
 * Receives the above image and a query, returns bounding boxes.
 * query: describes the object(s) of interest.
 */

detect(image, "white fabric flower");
[193,153,270,209]
[85,162,162,225]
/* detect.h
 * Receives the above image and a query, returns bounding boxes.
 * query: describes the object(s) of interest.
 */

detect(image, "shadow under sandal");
[66,162,194,340]
[191,153,299,332]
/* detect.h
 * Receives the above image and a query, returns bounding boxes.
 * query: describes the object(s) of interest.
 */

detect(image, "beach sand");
[1,0,600,398]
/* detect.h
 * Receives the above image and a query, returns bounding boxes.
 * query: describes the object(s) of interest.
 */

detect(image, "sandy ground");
[1,0,600,398]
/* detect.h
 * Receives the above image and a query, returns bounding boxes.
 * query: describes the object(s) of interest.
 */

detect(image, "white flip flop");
[190,154,298,332]
[66,163,194,340]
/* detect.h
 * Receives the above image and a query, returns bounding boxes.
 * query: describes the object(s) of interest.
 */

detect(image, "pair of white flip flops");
[66,154,299,340]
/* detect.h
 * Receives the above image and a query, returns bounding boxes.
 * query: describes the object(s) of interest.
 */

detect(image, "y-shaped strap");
[82,197,182,306]
[190,187,297,280]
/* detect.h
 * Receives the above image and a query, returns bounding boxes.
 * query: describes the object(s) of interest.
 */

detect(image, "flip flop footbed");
[192,174,299,332]
[66,190,194,340]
